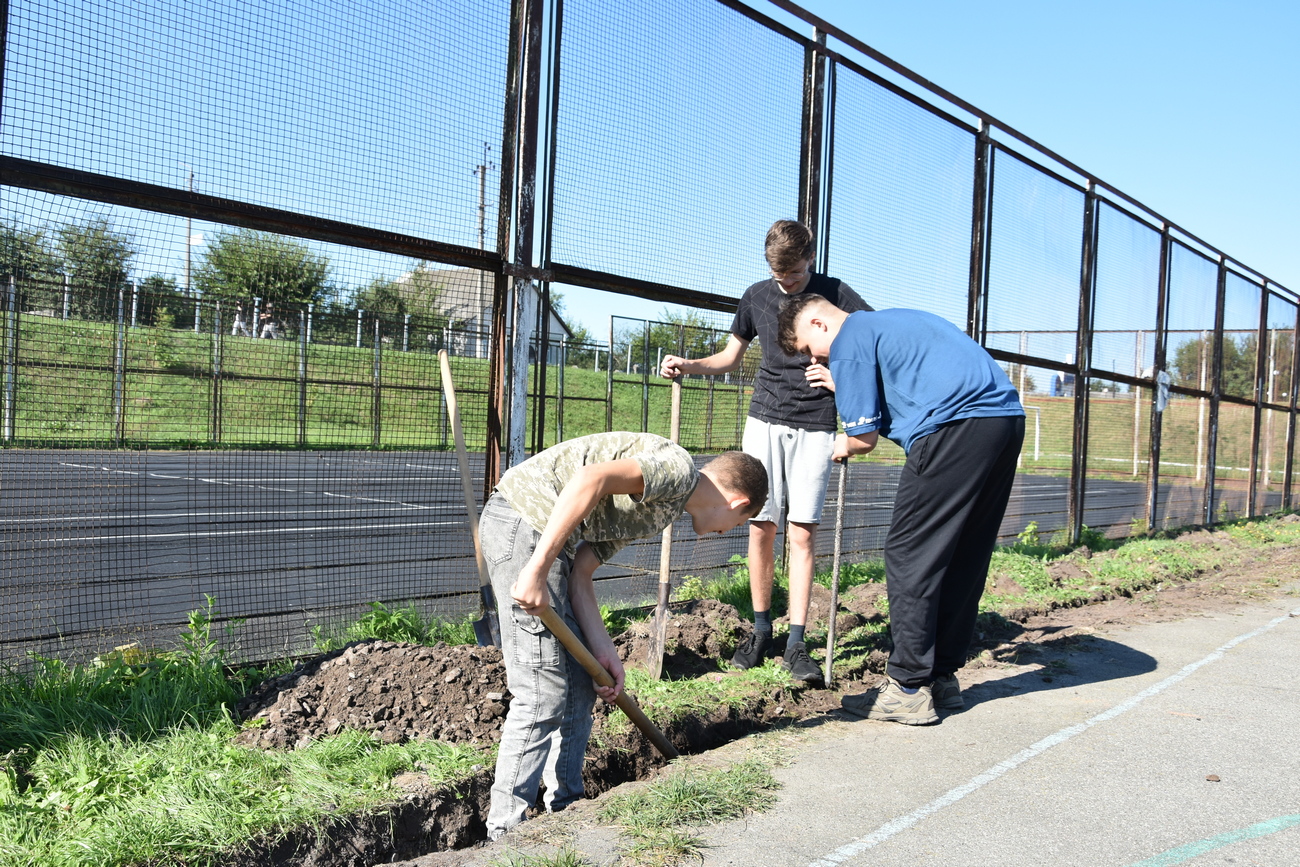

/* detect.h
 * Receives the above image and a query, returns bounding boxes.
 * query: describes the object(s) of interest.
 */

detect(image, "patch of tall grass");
[0,722,480,867]
[0,598,244,757]
[309,601,478,652]
[0,596,484,867]
[596,756,779,863]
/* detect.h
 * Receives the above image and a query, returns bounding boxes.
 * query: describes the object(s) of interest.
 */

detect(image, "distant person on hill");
[259,302,279,339]
[482,432,767,839]
[232,306,252,337]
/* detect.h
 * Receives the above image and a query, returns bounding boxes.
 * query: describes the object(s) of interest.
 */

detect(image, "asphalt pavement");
[459,586,1300,867]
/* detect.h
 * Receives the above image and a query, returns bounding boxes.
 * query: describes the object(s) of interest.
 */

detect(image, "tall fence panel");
[825,63,975,324]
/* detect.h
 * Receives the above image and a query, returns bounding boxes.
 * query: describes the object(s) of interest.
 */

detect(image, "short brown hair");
[703,451,768,518]
[776,292,835,355]
[764,220,815,273]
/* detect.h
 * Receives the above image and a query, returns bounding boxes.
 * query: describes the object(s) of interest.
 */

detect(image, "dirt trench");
[226,596,881,866]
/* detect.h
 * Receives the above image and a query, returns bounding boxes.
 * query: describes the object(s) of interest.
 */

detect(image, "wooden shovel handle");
[657,377,683,594]
[537,607,680,759]
[439,350,491,589]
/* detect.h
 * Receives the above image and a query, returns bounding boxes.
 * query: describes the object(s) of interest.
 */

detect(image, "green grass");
[13,314,1278,486]
[0,599,248,758]
[0,723,481,867]
[0,598,483,867]
[596,756,780,864]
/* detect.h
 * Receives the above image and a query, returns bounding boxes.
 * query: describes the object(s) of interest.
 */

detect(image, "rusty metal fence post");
[1203,258,1228,523]
[211,300,223,443]
[372,318,382,448]
[1068,181,1099,543]
[112,285,126,446]
[2,277,16,442]
[1145,223,1172,529]
[297,309,308,446]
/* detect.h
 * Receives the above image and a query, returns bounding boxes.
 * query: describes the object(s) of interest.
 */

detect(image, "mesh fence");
[1,0,1296,664]
[550,0,803,296]
[826,65,974,324]
[5,0,510,248]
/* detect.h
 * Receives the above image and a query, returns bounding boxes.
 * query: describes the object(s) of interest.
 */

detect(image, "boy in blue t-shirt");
[777,293,1025,725]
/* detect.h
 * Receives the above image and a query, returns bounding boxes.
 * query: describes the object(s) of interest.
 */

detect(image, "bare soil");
[227,522,1300,867]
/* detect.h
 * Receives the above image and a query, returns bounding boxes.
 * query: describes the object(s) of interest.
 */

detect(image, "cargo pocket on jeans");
[512,604,561,667]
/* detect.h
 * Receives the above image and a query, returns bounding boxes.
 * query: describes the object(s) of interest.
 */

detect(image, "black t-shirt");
[731,273,872,432]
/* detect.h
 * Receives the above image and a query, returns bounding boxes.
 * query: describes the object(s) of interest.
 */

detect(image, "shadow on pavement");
[958,634,1158,711]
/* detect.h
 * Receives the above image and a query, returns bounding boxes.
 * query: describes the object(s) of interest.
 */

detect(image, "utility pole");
[473,143,496,358]
[183,167,201,332]
[183,166,194,295]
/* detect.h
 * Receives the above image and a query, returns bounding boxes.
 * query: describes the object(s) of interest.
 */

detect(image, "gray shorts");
[741,418,835,525]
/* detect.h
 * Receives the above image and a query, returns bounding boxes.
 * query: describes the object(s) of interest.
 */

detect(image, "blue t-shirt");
[830,309,1024,454]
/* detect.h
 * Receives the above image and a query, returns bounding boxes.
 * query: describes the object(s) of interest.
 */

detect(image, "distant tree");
[562,321,600,368]
[194,229,331,308]
[647,309,726,362]
[1170,333,1257,397]
[136,275,189,329]
[57,217,138,321]
[353,261,448,325]
[1263,330,1296,403]
[0,220,59,310]
[0,221,57,280]
[355,275,409,320]
[1003,363,1037,395]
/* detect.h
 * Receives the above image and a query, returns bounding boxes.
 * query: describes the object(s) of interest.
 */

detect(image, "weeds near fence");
[310,601,479,652]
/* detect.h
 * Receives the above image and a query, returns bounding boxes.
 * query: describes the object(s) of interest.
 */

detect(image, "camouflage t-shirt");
[494,432,699,565]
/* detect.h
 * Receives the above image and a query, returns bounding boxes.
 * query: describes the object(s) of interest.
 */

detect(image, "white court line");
[20,520,463,545]
[0,505,432,525]
[58,463,451,484]
[807,604,1300,867]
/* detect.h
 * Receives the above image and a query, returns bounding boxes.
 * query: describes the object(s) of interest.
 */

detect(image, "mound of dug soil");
[237,593,888,753]
[236,642,510,750]
[614,597,747,676]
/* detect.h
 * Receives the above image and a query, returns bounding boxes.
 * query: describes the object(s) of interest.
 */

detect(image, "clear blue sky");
[565,0,1299,335]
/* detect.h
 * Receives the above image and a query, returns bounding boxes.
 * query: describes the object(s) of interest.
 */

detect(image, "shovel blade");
[474,585,502,648]
[472,615,495,647]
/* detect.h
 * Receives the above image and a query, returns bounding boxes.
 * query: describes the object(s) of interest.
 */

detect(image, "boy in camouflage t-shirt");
[482,432,767,840]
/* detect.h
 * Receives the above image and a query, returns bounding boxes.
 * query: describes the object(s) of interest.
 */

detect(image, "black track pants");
[883,414,1025,687]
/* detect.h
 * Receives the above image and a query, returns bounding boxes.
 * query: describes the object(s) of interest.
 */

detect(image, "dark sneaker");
[841,677,938,725]
[932,673,964,711]
[730,630,773,670]
[781,641,824,685]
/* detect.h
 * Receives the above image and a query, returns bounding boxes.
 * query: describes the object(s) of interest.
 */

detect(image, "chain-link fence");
[2,0,1296,664]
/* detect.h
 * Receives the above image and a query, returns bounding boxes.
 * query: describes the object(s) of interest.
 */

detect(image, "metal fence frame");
[1,0,1296,661]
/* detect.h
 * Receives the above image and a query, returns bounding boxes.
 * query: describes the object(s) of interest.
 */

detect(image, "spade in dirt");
[645,376,682,679]
[439,349,501,648]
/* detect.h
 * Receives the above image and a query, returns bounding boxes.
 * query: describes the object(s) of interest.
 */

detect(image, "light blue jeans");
[480,493,597,840]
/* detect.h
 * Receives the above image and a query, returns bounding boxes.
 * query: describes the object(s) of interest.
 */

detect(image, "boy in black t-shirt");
[659,220,871,683]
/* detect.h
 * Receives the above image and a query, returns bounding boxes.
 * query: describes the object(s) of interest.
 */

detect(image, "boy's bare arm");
[511,458,645,614]
[660,334,748,378]
[568,543,625,701]
[833,431,878,461]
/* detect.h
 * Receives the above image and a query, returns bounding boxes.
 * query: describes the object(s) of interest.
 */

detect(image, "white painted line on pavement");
[19,520,463,545]
[808,604,1300,867]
